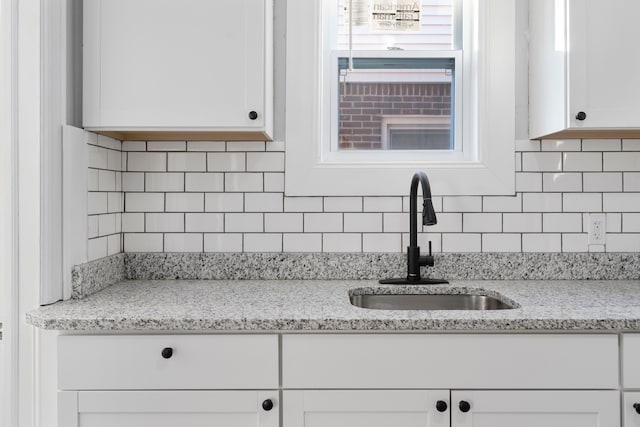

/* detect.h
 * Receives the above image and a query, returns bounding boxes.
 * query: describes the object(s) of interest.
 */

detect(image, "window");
[285,0,516,196]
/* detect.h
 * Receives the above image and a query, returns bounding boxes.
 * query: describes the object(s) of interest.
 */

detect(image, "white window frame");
[285,0,516,196]
[380,115,453,150]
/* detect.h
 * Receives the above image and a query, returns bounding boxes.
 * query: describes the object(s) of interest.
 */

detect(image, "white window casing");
[285,0,516,196]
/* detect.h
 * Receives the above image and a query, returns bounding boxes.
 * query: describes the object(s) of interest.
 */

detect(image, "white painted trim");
[285,0,516,196]
[62,126,88,300]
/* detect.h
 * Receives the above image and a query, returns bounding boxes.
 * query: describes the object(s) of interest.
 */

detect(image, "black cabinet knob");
[459,400,471,413]
[262,399,274,411]
[435,400,448,412]
[249,111,258,120]
[161,347,173,359]
[634,403,640,414]
[575,111,587,121]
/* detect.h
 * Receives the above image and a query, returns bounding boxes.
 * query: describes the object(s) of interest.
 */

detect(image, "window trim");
[285,0,516,196]
[381,115,453,150]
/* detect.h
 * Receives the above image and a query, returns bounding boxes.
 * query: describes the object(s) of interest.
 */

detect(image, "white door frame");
[2,0,71,426]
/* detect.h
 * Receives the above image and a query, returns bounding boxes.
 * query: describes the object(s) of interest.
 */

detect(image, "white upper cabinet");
[529,0,640,139]
[83,0,273,141]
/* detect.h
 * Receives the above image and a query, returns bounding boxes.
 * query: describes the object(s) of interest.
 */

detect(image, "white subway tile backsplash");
[344,213,382,232]
[122,141,146,152]
[543,213,582,232]
[88,145,108,169]
[225,213,263,232]
[147,141,186,151]
[563,153,602,172]
[604,193,640,212]
[264,173,285,192]
[515,153,522,172]
[483,194,522,212]
[401,233,442,253]
[542,173,582,192]
[562,193,602,212]
[187,141,225,152]
[364,197,402,212]
[606,213,622,233]
[164,233,203,252]
[403,196,443,212]
[107,149,121,171]
[383,212,410,233]
[482,234,521,252]
[168,153,207,171]
[97,135,121,151]
[442,196,482,212]
[540,140,581,152]
[623,139,640,151]
[284,197,324,212]
[205,193,244,212]
[108,192,123,213]
[88,237,108,261]
[583,173,622,192]
[124,233,163,252]
[185,173,224,192]
[606,234,640,252]
[207,153,246,172]
[122,213,144,232]
[265,213,303,232]
[226,141,265,152]
[88,216,99,238]
[98,213,117,236]
[146,213,184,232]
[522,193,562,212]
[125,193,164,212]
[324,197,362,212]
[604,152,640,171]
[267,140,286,152]
[244,233,282,252]
[623,213,640,232]
[562,234,588,252]
[522,233,561,252]
[204,233,243,252]
[127,152,166,172]
[145,173,185,192]
[515,140,540,151]
[515,173,542,192]
[425,213,462,233]
[442,234,481,252]
[185,213,224,233]
[115,172,122,192]
[88,169,99,191]
[107,234,121,256]
[363,233,401,253]
[624,173,640,191]
[246,152,285,172]
[323,233,361,252]
[463,213,502,232]
[245,193,283,212]
[582,139,621,151]
[304,213,343,232]
[88,192,108,215]
[224,173,263,192]
[503,213,542,232]
[166,193,204,212]
[283,233,322,252]
[522,152,561,171]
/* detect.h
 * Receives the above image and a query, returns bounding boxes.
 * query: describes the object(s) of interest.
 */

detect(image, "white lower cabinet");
[451,390,619,427]
[624,393,640,427]
[283,390,450,427]
[59,390,278,427]
[282,390,619,427]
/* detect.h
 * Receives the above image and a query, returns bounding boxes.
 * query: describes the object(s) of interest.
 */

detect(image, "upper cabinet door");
[529,0,640,139]
[83,0,273,141]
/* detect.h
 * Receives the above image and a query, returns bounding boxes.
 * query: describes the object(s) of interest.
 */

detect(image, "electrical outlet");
[588,214,606,245]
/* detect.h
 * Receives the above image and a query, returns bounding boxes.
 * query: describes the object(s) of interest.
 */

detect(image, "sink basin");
[350,293,515,311]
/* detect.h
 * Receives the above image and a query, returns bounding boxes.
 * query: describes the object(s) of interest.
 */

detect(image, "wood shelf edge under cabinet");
[532,129,640,140]
[90,130,273,142]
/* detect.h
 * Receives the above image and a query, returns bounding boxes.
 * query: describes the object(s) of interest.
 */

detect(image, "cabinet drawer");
[59,334,278,390]
[623,334,640,388]
[283,334,618,389]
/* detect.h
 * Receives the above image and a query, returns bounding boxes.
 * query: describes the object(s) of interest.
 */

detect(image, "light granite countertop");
[25,279,640,331]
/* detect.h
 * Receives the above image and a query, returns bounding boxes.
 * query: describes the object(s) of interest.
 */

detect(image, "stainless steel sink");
[350,293,515,311]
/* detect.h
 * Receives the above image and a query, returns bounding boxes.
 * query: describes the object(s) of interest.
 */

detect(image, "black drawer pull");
[161,347,173,359]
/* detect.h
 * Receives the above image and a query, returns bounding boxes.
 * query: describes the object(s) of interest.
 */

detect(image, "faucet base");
[379,277,449,285]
